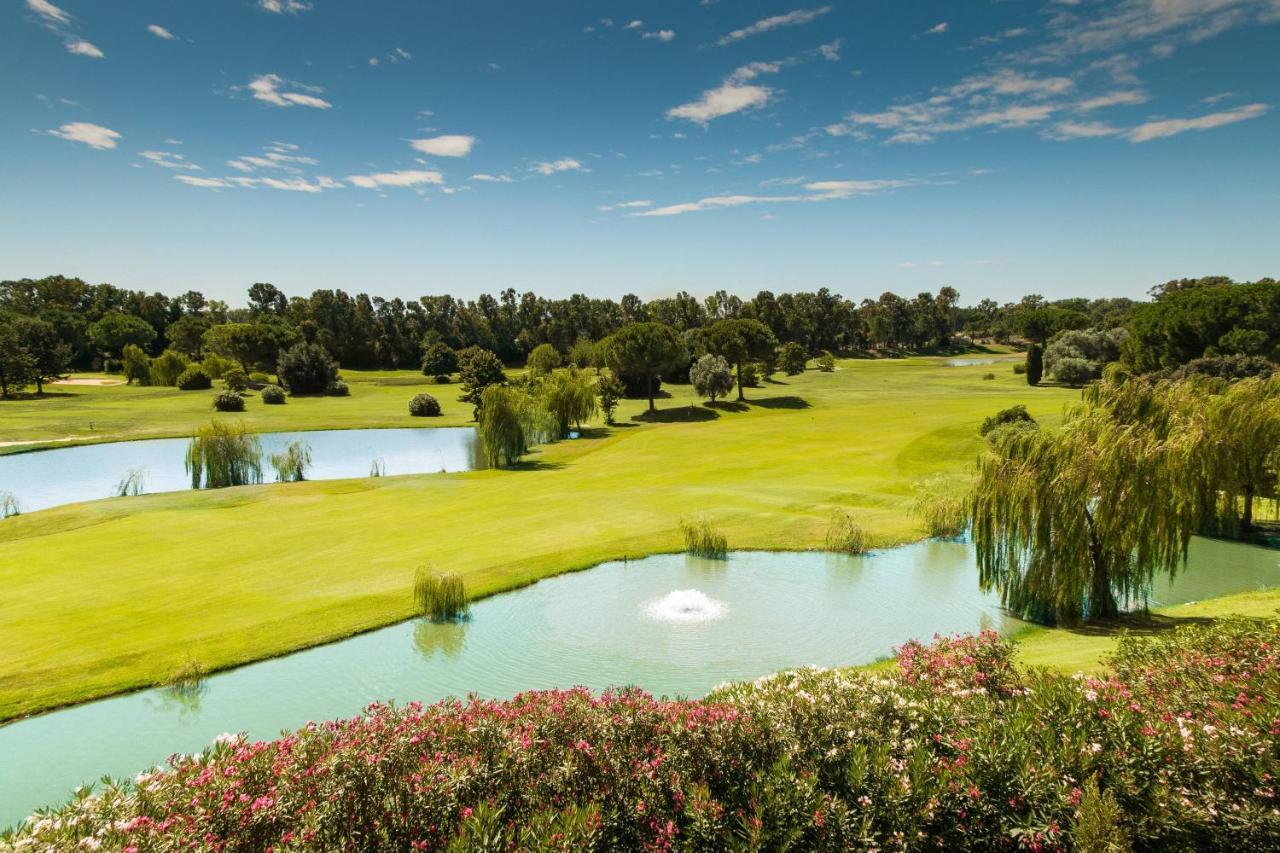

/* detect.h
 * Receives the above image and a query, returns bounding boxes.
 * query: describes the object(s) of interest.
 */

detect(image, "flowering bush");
[7,621,1278,851]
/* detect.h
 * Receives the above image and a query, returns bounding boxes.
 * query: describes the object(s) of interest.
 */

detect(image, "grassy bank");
[0,355,1141,719]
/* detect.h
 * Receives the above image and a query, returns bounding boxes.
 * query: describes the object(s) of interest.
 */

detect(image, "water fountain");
[644,589,728,624]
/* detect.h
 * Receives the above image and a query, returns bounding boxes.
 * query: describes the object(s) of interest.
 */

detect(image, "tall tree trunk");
[1085,508,1119,620]
[736,362,744,401]
[1243,484,1255,532]
[36,378,43,395]
[647,373,655,413]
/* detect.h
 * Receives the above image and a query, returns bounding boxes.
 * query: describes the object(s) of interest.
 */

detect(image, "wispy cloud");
[48,121,119,149]
[717,6,832,47]
[1127,102,1269,142]
[245,74,331,109]
[667,61,785,125]
[631,177,928,217]
[643,30,677,42]
[411,135,475,157]
[258,0,311,14]
[139,150,200,170]
[598,200,653,211]
[926,22,949,36]
[65,39,103,59]
[369,47,412,67]
[146,24,175,40]
[227,142,319,173]
[175,174,340,192]
[26,0,70,26]
[469,173,514,183]
[1074,90,1148,111]
[347,169,444,189]
[531,158,587,175]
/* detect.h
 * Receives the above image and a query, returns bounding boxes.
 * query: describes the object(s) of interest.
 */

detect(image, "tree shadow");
[0,391,80,401]
[1053,612,1220,638]
[707,400,749,413]
[749,395,811,410]
[632,405,720,424]
[504,459,568,472]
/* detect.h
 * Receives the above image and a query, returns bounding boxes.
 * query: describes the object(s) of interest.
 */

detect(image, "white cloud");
[245,74,331,109]
[48,121,119,149]
[139,150,200,170]
[818,39,841,61]
[146,24,175,40]
[1035,0,1280,60]
[227,143,319,173]
[598,199,653,211]
[410,135,476,157]
[347,169,444,189]
[531,158,586,175]
[370,47,412,66]
[469,173,514,182]
[258,176,340,192]
[259,0,311,13]
[26,0,70,25]
[1045,120,1121,140]
[1126,102,1269,142]
[717,6,832,46]
[66,40,103,58]
[175,175,231,189]
[926,22,949,35]
[643,30,676,42]
[625,20,643,30]
[667,61,787,125]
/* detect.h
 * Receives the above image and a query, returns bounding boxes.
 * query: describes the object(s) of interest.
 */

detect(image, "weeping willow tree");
[185,420,263,489]
[539,367,598,437]
[971,378,1210,624]
[270,440,312,483]
[1203,375,1280,532]
[476,384,558,468]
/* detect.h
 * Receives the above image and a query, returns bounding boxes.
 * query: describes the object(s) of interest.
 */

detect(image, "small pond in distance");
[1,535,1275,827]
[0,428,478,514]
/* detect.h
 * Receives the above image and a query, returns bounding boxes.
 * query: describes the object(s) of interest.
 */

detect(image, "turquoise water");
[1,536,1275,828]
[0,428,477,514]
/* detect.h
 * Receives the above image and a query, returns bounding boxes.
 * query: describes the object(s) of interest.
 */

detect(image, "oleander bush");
[8,621,1279,851]
[407,392,440,417]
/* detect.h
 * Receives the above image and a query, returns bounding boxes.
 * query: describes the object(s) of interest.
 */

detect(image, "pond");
[0,428,478,515]
[1,535,1275,828]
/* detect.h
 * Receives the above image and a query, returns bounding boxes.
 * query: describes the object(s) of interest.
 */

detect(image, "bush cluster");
[260,385,286,404]
[175,366,212,391]
[212,389,245,412]
[11,621,1278,850]
[409,392,442,417]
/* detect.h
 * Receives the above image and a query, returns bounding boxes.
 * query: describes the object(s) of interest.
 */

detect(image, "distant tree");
[704,319,778,401]
[540,367,598,435]
[247,282,287,315]
[420,342,458,377]
[16,317,71,393]
[276,342,339,395]
[222,368,250,393]
[1218,328,1269,356]
[568,338,598,369]
[597,370,624,425]
[88,313,156,361]
[164,314,212,358]
[600,322,686,413]
[1205,376,1280,531]
[1016,307,1087,345]
[1052,357,1095,388]
[477,384,530,467]
[527,343,562,376]
[148,349,190,387]
[778,341,807,375]
[458,347,507,419]
[816,350,836,372]
[204,323,295,372]
[121,344,152,385]
[0,320,35,397]
[689,354,734,403]
[1025,344,1043,386]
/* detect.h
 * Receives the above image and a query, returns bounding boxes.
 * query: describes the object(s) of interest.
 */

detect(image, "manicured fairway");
[0,355,1263,721]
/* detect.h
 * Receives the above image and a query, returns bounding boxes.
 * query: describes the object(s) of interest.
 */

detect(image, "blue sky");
[3,0,1278,305]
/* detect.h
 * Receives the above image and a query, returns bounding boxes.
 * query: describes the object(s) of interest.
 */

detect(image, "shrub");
[689,353,734,403]
[912,473,968,538]
[526,342,562,376]
[568,338,597,369]
[184,421,262,488]
[409,392,442,417]
[816,350,836,372]
[113,468,147,497]
[1012,362,1027,375]
[212,389,244,411]
[1052,356,1095,387]
[413,568,470,621]
[121,343,151,385]
[222,368,249,392]
[201,353,234,379]
[824,510,868,554]
[260,385,286,404]
[101,358,120,374]
[680,516,727,559]
[434,374,451,384]
[420,342,458,378]
[148,349,190,387]
[778,341,807,375]
[979,404,1037,436]
[0,491,20,519]
[597,370,625,425]
[328,380,350,396]
[1152,353,1276,383]
[175,366,212,391]
[981,372,996,380]
[270,440,312,482]
[739,362,761,388]
[19,621,1278,851]
[249,371,271,385]
[167,658,207,692]
[277,342,340,395]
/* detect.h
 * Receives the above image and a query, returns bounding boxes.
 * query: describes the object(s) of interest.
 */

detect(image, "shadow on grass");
[1055,612,1221,638]
[503,459,568,472]
[0,391,80,401]
[749,395,811,410]
[707,400,749,413]
[632,405,720,424]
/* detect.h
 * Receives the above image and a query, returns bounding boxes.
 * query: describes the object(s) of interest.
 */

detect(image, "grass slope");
[0,355,1223,721]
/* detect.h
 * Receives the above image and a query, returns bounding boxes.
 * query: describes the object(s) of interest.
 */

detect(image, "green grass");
[0,353,1248,722]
